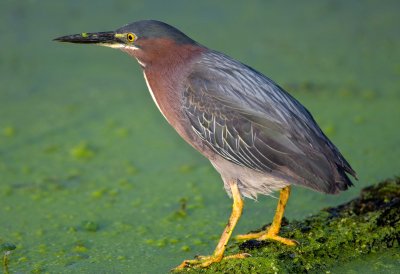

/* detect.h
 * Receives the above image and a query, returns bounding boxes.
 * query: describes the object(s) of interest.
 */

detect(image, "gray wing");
[183,51,356,193]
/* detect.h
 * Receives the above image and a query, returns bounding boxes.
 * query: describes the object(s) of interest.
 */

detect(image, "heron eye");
[127,33,136,42]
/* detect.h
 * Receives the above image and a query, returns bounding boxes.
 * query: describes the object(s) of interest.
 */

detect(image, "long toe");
[172,253,250,271]
[258,233,298,246]
[235,231,266,241]
[236,230,297,246]
[172,255,219,271]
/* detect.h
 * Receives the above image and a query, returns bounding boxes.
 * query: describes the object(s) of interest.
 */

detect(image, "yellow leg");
[235,186,297,246]
[173,181,250,270]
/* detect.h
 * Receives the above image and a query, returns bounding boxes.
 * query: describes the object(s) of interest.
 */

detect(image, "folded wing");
[183,51,356,193]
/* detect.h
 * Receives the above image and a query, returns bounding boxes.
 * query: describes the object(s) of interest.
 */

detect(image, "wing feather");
[182,51,356,193]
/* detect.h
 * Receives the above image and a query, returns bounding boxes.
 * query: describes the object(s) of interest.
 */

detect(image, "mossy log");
[181,177,400,273]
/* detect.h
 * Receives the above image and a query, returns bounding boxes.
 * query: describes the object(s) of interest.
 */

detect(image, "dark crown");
[117,20,196,45]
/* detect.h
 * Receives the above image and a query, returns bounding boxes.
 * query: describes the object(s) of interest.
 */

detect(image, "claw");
[172,253,250,271]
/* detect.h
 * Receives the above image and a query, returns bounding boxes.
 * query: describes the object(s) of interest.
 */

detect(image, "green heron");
[54,20,357,270]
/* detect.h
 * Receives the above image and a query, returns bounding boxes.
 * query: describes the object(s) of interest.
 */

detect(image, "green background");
[1,1,399,273]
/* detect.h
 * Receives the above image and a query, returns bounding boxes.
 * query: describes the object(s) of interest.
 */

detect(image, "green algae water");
[1,1,399,273]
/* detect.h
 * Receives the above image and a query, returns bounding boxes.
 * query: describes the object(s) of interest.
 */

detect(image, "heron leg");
[235,186,297,246]
[173,180,250,270]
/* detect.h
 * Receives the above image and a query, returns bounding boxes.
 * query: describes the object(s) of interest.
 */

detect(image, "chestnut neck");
[121,38,210,155]
[123,38,204,75]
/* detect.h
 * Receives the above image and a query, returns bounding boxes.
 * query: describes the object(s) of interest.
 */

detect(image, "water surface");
[1,1,399,273]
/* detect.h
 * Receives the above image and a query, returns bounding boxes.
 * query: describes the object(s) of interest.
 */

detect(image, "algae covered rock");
[181,177,400,273]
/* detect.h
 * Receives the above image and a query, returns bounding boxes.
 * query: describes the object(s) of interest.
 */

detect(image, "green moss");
[17,257,27,263]
[338,88,353,98]
[31,262,45,273]
[90,188,107,199]
[362,90,377,100]
[322,124,336,137]
[192,239,204,246]
[353,115,365,124]
[2,126,15,137]
[115,127,129,137]
[37,244,47,254]
[169,197,189,220]
[145,239,155,245]
[181,245,191,252]
[81,221,99,232]
[0,186,13,196]
[124,163,139,175]
[117,255,126,261]
[177,178,400,273]
[178,164,194,174]
[108,188,119,197]
[169,238,179,245]
[73,244,88,253]
[156,238,168,248]
[43,144,60,154]
[70,142,96,160]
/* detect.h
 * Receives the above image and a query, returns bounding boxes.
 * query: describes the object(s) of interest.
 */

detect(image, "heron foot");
[235,229,297,246]
[172,253,250,271]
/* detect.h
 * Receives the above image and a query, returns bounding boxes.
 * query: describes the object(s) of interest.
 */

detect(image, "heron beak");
[54,31,121,47]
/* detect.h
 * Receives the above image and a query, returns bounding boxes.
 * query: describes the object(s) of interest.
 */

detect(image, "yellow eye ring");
[127,33,136,42]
